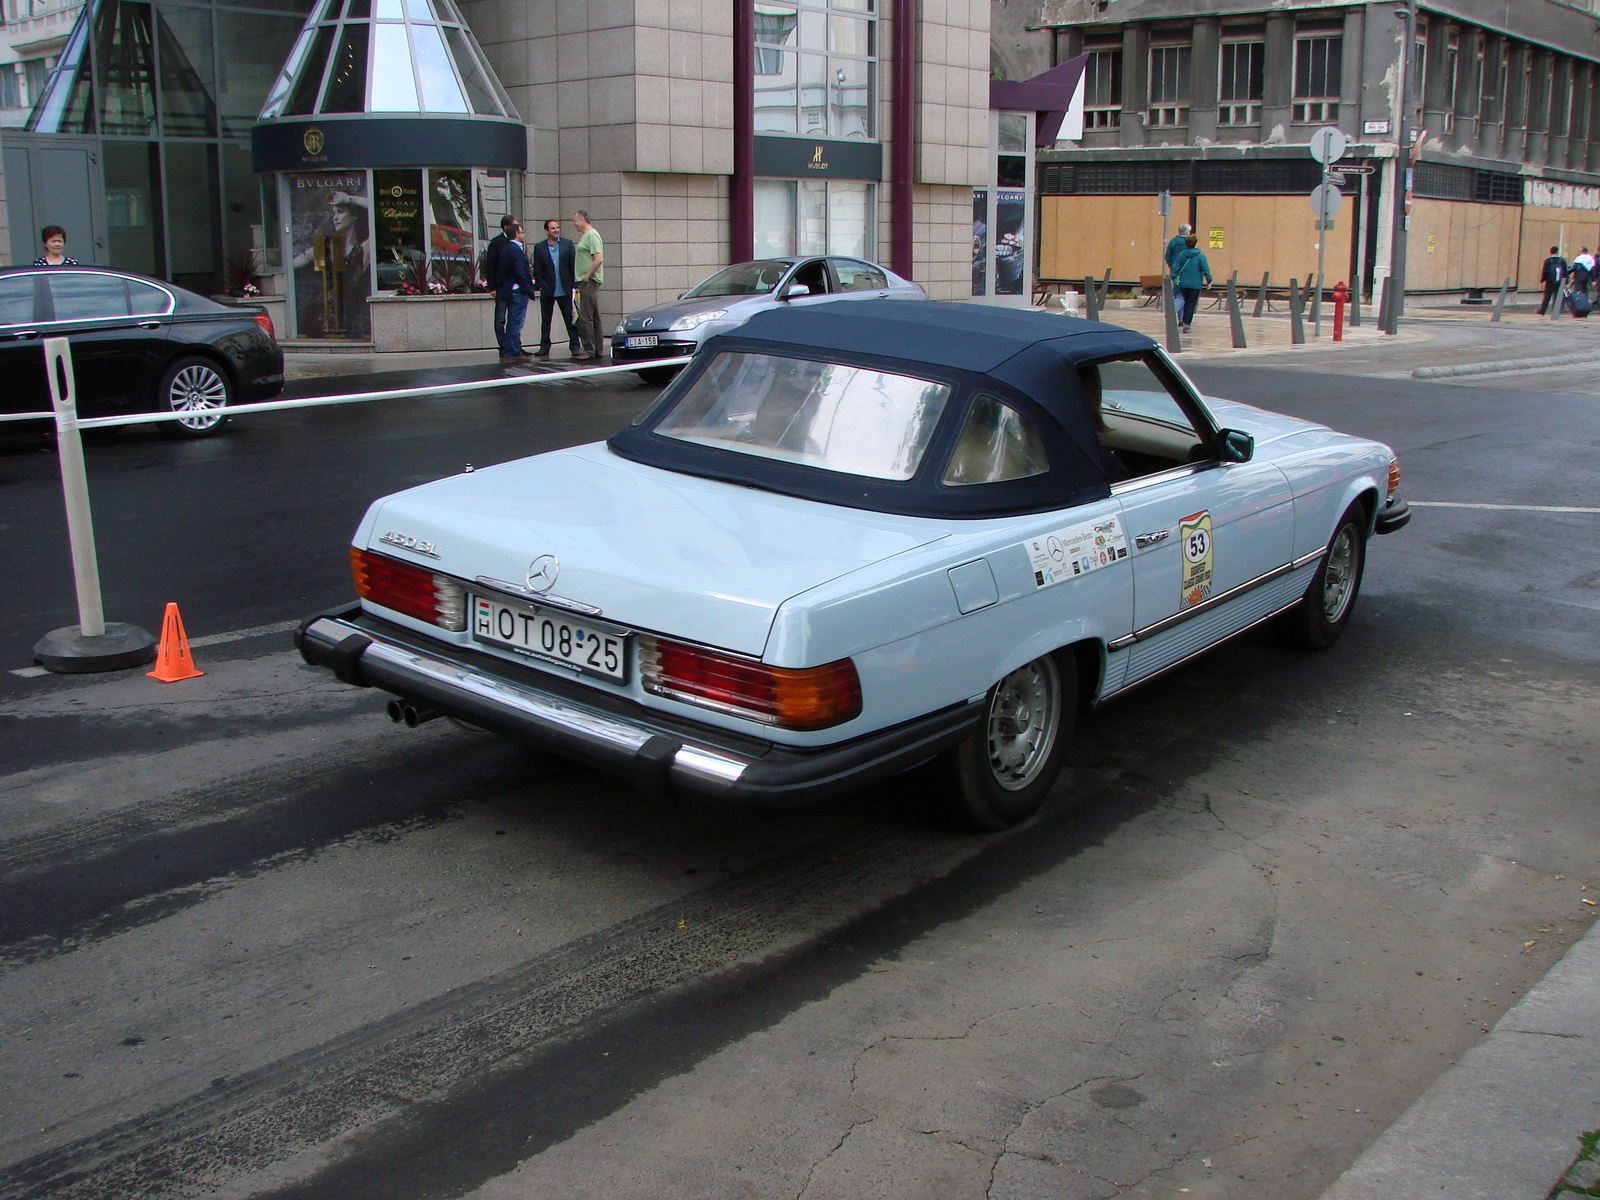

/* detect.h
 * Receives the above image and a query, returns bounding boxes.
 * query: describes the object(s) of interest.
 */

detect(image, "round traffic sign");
[1309,183,1344,221]
[1309,125,1347,164]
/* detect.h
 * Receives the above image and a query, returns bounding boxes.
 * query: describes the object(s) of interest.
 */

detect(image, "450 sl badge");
[379,530,440,558]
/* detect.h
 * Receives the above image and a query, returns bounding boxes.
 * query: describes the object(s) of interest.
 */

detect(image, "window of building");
[753,177,875,259]
[0,67,20,109]
[1292,33,1341,124]
[1218,38,1262,125]
[1147,42,1190,127]
[1082,44,1121,129]
[752,0,874,140]
[1441,28,1458,134]
[24,58,49,106]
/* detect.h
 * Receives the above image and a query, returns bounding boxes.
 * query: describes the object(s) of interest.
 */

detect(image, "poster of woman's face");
[289,172,372,339]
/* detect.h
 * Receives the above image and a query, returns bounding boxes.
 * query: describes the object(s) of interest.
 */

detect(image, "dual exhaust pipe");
[385,698,443,728]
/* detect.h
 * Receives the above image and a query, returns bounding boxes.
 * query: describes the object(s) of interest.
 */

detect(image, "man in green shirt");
[573,210,605,360]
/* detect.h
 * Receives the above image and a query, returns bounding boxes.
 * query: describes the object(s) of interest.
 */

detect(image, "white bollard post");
[45,337,104,638]
[32,338,156,673]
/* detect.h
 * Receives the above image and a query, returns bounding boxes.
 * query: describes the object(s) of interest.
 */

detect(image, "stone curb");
[1317,915,1600,1200]
[1413,349,1600,379]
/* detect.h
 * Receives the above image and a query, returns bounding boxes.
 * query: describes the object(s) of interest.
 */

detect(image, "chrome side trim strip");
[1098,597,1305,702]
[1106,556,1317,651]
[1108,463,1208,495]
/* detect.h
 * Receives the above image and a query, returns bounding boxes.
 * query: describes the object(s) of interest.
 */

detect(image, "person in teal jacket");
[1173,235,1213,332]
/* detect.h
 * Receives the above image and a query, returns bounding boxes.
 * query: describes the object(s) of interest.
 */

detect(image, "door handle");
[1134,530,1169,549]
[138,321,161,329]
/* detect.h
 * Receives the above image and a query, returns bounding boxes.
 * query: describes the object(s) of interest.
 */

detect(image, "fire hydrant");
[1333,281,1349,342]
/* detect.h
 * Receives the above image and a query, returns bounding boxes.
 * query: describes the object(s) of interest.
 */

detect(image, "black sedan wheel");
[930,652,1075,831]
[1277,505,1367,650]
[157,356,231,437]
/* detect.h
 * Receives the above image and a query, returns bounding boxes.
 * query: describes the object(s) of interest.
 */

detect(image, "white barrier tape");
[6,357,693,433]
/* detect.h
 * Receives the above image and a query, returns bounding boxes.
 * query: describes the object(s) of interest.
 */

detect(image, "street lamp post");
[1385,0,1417,334]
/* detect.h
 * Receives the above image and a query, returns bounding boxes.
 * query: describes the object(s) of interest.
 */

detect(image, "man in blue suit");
[495,222,534,361]
[529,218,580,359]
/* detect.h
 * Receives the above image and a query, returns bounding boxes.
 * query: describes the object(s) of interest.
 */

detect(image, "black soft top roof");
[731,299,1155,373]
[608,301,1170,519]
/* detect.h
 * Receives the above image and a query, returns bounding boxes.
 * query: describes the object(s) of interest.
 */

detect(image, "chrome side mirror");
[779,284,809,300]
[1218,428,1254,463]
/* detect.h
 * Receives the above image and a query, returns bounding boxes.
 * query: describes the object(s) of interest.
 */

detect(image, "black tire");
[928,651,1076,831]
[1277,506,1367,650]
[636,365,682,386]
[155,355,232,438]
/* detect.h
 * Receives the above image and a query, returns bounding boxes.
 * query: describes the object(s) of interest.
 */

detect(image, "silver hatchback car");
[611,255,926,381]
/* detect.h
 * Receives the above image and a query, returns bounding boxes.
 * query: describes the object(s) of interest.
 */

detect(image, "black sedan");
[0,265,283,437]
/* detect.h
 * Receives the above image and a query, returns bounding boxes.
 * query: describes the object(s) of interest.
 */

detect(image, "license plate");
[471,596,627,680]
[626,335,658,348]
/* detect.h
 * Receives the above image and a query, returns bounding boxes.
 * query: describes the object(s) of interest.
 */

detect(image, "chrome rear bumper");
[296,607,980,810]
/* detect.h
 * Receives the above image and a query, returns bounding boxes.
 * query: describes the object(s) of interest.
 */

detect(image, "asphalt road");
[0,358,1595,1199]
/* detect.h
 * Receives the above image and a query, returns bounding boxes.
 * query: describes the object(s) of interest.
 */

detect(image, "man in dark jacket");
[495,223,535,361]
[1164,223,1192,277]
[529,218,580,359]
[1539,245,1567,315]
[482,214,517,352]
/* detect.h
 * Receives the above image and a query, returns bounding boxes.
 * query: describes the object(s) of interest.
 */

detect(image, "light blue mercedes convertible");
[298,302,1409,830]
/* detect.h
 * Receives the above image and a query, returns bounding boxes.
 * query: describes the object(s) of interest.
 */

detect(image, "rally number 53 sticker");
[1179,510,1213,608]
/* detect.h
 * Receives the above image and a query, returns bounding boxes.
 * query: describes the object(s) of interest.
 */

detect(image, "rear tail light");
[1387,458,1402,497]
[350,547,465,631]
[638,636,862,730]
[254,312,275,339]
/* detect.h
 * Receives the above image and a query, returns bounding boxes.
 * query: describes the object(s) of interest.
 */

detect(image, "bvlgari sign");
[755,136,881,181]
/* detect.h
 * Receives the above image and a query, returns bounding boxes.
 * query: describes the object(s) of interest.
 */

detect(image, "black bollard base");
[34,623,157,674]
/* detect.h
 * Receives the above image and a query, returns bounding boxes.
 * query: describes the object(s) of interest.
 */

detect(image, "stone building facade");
[1003,0,1600,297]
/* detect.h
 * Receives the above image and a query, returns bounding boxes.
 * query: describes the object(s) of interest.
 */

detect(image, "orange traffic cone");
[147,603,204,682]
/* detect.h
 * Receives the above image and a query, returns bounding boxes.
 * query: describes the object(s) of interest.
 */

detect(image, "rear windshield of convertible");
[654,351,952,481]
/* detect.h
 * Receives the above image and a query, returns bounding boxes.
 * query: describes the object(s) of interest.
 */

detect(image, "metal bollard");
[1253,271,1269,319]
[1226,275,1247,348]
[1083,274,1099,323]
[33,338,156,672]
[1492,277,1511,322]
[1289,279,1306,345]
[1162,275,1183,352]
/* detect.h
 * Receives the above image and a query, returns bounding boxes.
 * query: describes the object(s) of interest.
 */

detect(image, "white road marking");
[185,619,300,649]
[9,619,300,677]
[1410,501,1600,514]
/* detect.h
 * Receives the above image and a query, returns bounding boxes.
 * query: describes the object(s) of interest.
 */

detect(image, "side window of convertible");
[1080,355,1208,480]
[942,394,1049,485]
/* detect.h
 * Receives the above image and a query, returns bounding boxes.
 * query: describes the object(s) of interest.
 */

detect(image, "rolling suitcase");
[1568,288,1592,318]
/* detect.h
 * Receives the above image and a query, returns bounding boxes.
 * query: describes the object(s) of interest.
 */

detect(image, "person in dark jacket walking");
[482,214,517,352]
[1539,246,1567,315]
[1173,235,1213,332]
[495,223,534,361]
[1164,223,1192,277]
[529,218,580,358]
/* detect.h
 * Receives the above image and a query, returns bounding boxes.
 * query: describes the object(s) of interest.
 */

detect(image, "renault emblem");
[302,127,325,155]
[527,555,559,592]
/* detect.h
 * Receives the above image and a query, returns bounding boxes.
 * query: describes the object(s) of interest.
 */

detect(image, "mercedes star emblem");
[527,554,559,592]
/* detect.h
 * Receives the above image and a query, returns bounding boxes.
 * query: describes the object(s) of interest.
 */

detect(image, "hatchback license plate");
[626,335,658,348]
[471,597,626,680]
